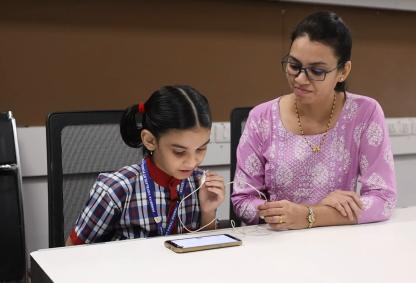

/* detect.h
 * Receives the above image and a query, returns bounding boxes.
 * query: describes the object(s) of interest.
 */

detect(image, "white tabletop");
[31,206,416,283]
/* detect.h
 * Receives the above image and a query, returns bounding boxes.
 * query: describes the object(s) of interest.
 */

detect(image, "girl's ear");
[141,129,157,152]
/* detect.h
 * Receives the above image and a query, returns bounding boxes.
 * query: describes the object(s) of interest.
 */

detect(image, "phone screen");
[169,234,240,248]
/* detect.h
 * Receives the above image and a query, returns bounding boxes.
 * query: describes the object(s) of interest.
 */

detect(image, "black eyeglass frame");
[281,55,344,82]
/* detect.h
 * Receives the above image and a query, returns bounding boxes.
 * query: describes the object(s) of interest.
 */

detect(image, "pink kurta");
[231,92,397,225]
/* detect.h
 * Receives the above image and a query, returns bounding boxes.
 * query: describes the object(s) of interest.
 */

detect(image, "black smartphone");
[164,233,242,253]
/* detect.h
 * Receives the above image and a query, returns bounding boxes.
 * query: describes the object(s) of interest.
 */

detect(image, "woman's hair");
[290,11,352,92]
[120,85,212,153]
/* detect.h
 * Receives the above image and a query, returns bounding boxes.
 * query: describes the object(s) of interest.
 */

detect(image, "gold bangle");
[306,206,315,228]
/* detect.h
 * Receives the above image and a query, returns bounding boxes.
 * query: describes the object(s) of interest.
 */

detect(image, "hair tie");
[138,102,145,114]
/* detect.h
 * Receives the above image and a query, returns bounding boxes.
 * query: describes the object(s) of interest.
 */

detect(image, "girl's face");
[285,35,350,104]
[144,127,211,180]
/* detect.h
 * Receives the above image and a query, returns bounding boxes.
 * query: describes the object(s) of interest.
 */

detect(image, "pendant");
[154,216,162,223]
[312,145,320,153]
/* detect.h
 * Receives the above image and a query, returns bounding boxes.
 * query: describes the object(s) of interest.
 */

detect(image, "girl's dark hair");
[120,85,212,154]
[290,11,352,92]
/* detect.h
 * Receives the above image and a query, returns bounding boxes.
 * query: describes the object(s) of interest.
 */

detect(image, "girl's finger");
[204,176,224,184]
[203,180,224,188]
[206,187,225,196]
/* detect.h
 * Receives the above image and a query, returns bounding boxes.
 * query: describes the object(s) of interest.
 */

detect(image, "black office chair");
[229,107,253,227]
[0,111,26,282]
[46,111,141,248]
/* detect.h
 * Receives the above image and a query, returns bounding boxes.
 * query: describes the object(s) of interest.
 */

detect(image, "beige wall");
[1,1,415,125]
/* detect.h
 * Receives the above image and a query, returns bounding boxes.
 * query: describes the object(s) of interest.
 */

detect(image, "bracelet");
[306,206,315,228]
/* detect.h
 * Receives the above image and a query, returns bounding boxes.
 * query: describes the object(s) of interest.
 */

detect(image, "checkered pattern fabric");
[69,159,202,244]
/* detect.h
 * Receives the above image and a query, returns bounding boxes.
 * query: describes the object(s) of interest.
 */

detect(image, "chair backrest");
[46,111,141,247]
[0,111,26,281]
[229,107,253,227]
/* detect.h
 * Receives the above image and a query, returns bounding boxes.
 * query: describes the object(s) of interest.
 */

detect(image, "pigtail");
[120,85,211,151]
[120,104,143,148]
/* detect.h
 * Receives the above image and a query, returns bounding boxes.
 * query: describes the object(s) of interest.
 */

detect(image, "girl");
[67,85,225,245]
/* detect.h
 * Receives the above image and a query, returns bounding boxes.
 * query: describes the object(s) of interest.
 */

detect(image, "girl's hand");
[258,200,309,230]
[320,190,363,221]
[198,171,225,213]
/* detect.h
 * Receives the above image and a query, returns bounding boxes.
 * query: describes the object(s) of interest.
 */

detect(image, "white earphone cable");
[177,171,268,234]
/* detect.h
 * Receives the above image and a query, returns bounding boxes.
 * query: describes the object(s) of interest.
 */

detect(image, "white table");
[31,206,416,283]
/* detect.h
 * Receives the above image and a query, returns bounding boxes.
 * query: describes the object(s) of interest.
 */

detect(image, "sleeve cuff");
[69,228,85,245]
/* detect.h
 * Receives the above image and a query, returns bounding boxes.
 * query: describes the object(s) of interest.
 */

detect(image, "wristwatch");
[306,206,315,228]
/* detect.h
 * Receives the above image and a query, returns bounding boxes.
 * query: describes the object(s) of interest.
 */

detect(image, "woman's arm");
[304,100,396,226]
[312,205,357,226]
[231,108,270,224]
[258,99,397,229]
[258,200,356,230]
[355,101,397,223]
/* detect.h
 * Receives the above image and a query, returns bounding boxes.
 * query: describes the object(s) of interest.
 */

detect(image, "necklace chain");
[294,93,337,153]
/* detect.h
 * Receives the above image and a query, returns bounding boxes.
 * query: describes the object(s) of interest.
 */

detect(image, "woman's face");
[145,127,211,180]
[285,35,348,104]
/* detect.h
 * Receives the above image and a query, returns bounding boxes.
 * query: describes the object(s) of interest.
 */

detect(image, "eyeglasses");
[281,56,341,81]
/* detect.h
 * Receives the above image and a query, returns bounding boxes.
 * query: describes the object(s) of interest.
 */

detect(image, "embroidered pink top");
[231,92,397,224]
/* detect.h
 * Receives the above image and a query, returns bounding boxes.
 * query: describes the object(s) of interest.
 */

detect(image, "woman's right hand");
[320,190,363,221]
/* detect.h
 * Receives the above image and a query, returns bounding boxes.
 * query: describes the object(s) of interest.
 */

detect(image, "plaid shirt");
[70,158,202,244]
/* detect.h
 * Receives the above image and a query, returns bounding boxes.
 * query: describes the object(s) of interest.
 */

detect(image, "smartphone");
[164,234,242,253]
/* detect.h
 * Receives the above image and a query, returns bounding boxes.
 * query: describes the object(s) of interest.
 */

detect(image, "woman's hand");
[258,200,309,230]
[198,171,225,213]
[320,190,363,221]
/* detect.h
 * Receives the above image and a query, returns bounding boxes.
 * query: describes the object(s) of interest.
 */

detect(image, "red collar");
[145,157,181,189]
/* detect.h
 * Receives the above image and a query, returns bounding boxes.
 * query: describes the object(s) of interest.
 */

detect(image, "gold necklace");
[294,93,336,153]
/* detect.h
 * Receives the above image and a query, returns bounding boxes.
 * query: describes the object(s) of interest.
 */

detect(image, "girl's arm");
[66,174,120,245]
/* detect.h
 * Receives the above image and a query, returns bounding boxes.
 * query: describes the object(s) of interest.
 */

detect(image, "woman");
[231,11,396,230]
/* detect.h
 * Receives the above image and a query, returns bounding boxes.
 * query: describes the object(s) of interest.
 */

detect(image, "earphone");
[177,170,269,235]
[199,171,206,188]
[178,171,213,233]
